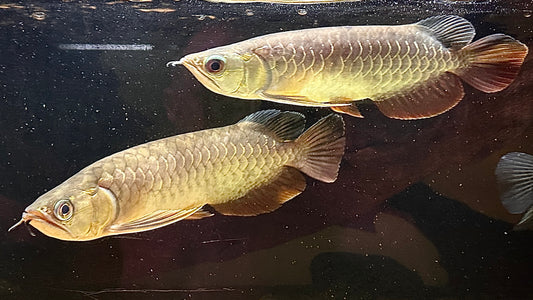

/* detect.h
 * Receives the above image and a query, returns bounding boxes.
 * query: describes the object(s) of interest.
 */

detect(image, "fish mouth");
[9,209,73,237]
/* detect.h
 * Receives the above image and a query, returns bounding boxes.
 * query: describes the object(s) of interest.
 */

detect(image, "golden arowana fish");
[9,110,345,241]
[168,15,528,120]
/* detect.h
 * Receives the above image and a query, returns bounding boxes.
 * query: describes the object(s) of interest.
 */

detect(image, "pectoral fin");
[260,92,357,108]
[374,72,464,120]
[211,167,306,216]
[260,92,320,106]
[108,207,212,234]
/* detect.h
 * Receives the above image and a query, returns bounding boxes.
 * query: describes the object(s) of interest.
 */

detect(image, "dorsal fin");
[416,15,475,49]
[239,109,306,140]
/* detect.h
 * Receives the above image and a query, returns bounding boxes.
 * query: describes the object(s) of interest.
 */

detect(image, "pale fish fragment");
[169,15,528,120]
[495,152,533,230]
[9,110,345,241]
[159,213,448,288]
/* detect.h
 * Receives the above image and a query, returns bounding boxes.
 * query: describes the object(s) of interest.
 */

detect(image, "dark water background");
[1,0,533,299]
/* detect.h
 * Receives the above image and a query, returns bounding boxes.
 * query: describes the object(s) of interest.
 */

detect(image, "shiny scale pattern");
[80,123,299,223]
[242,25,467,102]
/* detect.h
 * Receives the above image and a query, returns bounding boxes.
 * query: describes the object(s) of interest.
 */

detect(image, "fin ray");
[108,207,211,234]
[239,109,305,140]
[416,15,475,49]
[293,114,346,182]
[457,34,528,93]
[260,92,319,106]
[514,208,533,231]
[259,92,350,107]
[495,152,533,214]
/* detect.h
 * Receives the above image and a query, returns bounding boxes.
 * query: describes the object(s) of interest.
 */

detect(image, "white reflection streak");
[63,287,237,299]
[58,44,153,51]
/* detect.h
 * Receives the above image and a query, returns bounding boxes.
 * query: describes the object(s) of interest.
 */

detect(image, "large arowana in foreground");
[9,110,345,241]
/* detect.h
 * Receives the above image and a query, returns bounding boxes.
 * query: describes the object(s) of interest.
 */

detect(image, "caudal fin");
[293,114,345,183]
[495,152,533,214]
[458,34,528,93]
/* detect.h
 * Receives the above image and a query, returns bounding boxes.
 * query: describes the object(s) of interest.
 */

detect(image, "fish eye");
[54,199,74,221]
[204,55,226,74]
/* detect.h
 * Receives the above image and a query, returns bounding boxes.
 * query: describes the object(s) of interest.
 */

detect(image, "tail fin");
[293,114,345,183]
[458,34,528,93]
[495,152,533,214]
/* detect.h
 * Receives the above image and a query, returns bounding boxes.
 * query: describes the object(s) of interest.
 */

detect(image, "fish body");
[495,152,533,231]
[171,15,528,120]
[10,110,345,241]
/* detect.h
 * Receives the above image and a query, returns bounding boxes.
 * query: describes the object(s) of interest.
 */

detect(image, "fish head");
[174,47,269,98]
[11,183,117,241]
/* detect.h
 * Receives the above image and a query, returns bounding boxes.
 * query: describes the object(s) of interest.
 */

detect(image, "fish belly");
[91,125,294,222]
[253,25,465,103]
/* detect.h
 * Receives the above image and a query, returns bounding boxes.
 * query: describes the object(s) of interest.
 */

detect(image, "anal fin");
[374,72,465,120]
[108,206,211,234]
[211,167,306,216]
